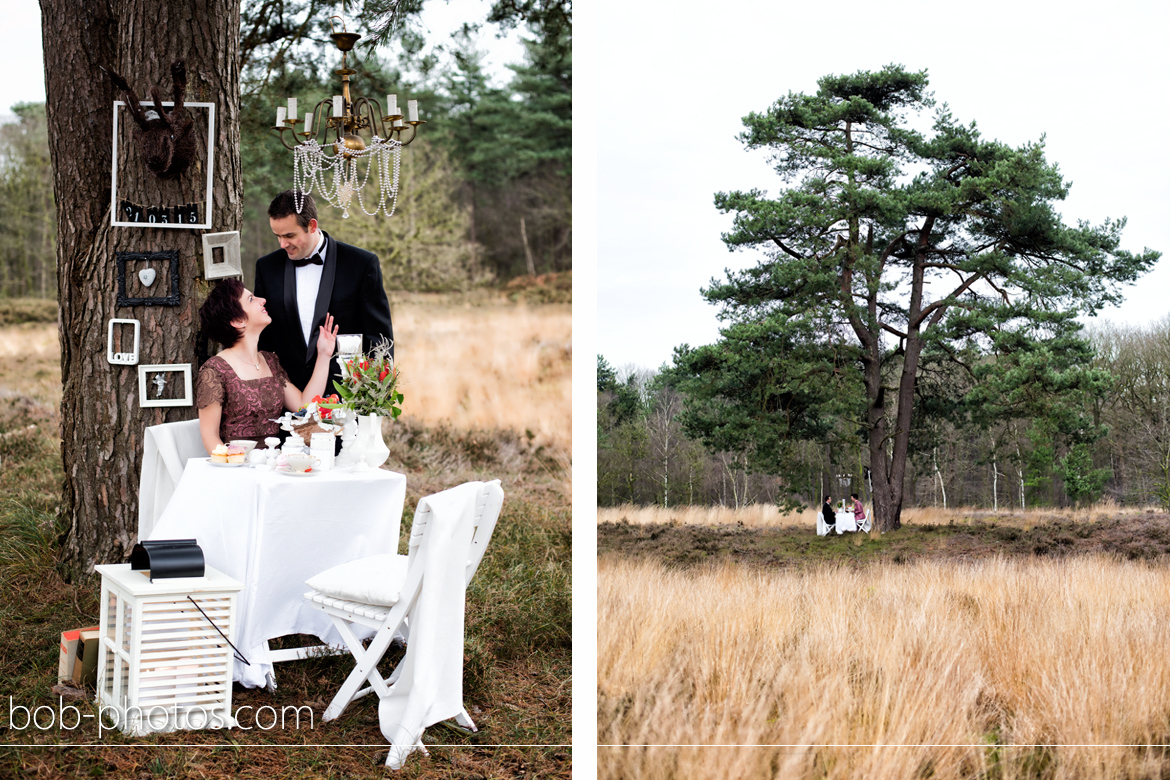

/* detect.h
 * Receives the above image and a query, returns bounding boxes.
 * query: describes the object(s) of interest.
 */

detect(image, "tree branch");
[881,322,908,340]
[771,236,805,260]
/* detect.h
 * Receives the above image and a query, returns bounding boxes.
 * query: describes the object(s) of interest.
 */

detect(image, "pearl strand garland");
[292,138,402,219]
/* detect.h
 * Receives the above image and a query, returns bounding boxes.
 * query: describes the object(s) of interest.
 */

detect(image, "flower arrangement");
[330,338,403,419]
[307,394,341,421]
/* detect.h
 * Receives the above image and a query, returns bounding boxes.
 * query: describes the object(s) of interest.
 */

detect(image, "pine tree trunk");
[42,0,241,577]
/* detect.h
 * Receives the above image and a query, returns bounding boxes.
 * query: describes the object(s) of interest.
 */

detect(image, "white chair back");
[465,480,503,585]
[138,419,205,541]
[404,479,502,586]
[404,500,434,571]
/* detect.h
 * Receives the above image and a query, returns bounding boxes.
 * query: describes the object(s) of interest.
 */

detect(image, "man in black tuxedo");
[254,190,394,396]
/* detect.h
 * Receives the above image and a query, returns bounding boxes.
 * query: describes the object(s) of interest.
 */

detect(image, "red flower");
[378,367,389,381]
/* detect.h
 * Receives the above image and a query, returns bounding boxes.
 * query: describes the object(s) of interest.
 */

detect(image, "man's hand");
[317,313,339,359]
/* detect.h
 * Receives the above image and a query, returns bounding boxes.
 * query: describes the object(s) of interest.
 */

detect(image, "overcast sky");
[595,0,1170,371]
[0,1,524,120]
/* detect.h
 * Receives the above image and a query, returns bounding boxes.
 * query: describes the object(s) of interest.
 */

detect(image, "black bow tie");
[292,254,323,267]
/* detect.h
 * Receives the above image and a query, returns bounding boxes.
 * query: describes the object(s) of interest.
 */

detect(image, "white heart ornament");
[138,268,156,287]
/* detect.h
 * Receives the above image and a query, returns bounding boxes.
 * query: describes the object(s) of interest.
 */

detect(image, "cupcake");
[226,444,246,464]
[210,444,230,464]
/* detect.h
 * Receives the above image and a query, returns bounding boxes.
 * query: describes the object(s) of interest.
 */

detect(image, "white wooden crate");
[95,564,242,736]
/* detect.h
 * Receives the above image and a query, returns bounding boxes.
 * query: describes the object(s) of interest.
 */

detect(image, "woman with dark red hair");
[195,278,337,453]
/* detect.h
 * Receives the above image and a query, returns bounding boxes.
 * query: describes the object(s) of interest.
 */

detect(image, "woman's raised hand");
[317,313,339,359]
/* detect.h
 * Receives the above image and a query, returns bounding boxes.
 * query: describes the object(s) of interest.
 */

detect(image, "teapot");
[281,434,307,455]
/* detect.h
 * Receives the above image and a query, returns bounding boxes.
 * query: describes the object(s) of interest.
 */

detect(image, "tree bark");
[42,0,241,577]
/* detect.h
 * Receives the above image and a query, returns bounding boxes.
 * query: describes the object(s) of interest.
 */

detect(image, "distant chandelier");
[270,17,426,219]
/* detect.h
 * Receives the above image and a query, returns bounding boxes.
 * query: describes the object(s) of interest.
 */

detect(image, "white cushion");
[305,553,408,607]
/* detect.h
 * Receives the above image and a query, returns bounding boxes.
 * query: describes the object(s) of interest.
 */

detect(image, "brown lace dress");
[195,351,289,443]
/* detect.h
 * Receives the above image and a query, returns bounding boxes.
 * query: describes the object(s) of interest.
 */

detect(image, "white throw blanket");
[379,481,479,768]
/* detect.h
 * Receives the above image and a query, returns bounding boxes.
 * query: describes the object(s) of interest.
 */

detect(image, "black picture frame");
[116,250,180,307]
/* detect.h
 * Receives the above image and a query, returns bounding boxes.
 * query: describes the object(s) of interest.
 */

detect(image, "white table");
[836,506,858,533]
[149,458,406,688]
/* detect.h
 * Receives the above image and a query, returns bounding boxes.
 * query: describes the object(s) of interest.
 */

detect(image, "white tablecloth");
[149,458,406,688]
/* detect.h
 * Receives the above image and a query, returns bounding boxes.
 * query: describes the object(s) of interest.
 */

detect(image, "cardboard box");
[58,626,99,685]
[73,628,101,688]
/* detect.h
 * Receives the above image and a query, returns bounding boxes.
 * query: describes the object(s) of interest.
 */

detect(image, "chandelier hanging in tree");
[270,17,426,219]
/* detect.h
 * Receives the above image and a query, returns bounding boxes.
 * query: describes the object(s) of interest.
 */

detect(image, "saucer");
[207,459,246,468]
[279,468,317,477]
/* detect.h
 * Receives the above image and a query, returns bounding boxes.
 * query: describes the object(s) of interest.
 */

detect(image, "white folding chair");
[304,480,503,730]
[138,418,205,541]
[857,507,872,533]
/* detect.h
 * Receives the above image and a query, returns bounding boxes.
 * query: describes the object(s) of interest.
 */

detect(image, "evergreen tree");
[0,103,55,298]
[328,138,482,290]
[706,64,1159,531]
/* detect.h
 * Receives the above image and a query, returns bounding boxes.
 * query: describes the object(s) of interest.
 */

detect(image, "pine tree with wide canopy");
[695,64,1159,531]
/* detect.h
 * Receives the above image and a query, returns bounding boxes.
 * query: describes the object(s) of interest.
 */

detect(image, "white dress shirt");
[295,232,327,345]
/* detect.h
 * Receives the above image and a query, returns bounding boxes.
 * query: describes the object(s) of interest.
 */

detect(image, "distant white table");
[149,458,406,688]
[836,506,858,534]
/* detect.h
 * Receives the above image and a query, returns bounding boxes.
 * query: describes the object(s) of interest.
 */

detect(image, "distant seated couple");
[195,190,394,453]
[819,493,870,535]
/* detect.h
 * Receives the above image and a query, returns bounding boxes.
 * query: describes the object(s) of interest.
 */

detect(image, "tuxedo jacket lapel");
[305,233,337,367]
[282,256,300,352]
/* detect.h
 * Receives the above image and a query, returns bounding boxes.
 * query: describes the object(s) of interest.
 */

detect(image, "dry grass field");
[2,297,573,448]
[598,501,1151,529]
[598,553,1170,780]
[393,296,571,447]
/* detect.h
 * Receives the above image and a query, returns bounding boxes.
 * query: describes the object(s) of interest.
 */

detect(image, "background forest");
[599,315,1170,512]
[0,0,571,296]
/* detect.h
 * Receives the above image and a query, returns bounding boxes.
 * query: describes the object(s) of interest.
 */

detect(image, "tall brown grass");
[599,554,1170,779]
[599,501,1157,529]
[3,298,574,447]
[392,299,571,446]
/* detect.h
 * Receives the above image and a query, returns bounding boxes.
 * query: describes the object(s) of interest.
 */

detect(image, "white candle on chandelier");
[275,106,286,127]
[333,95,343,116]
[304,112,313,133]
[287,97,297,122]
[407,100,419,122]
[386,94,398,116]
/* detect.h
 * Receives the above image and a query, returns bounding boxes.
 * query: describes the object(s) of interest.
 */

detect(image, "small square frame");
[110,101,216,229]
[117,251,180,307]
[138,364,193,408]
[202,232,243,279]
[106,319,140,365]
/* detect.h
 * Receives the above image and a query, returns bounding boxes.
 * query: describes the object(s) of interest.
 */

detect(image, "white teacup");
[229,439,257,458]
[285,453,321,473]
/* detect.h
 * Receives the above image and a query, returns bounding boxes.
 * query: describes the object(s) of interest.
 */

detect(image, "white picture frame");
[202,231,243,279]
[138,363,193,407]
[106,319,140,365]
[110,101,216,229]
